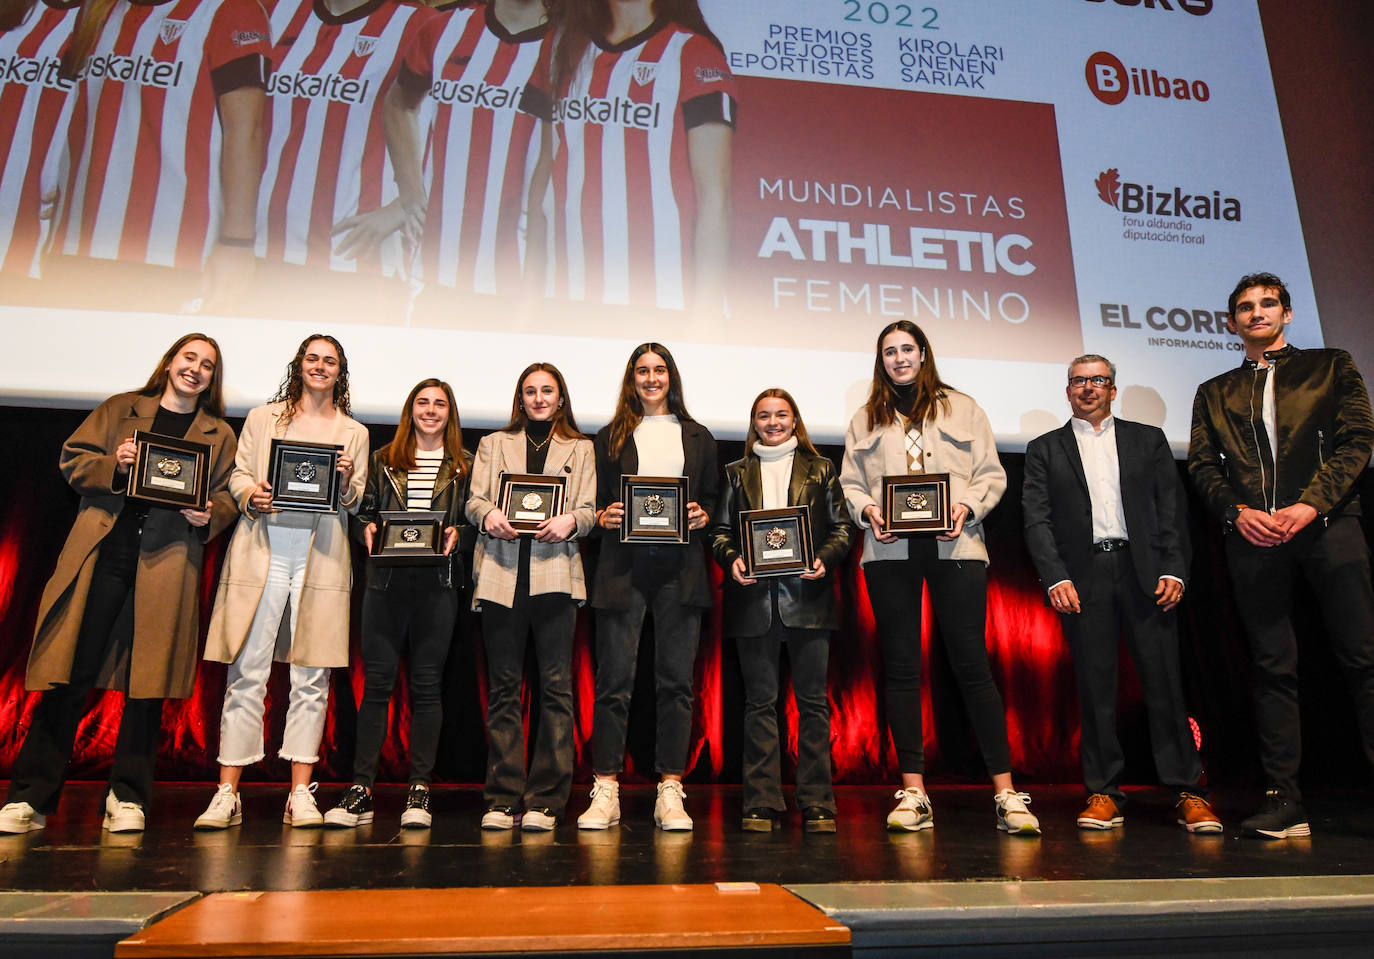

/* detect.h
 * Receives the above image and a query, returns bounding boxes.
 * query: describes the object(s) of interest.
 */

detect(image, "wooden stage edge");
[113,884,852,958]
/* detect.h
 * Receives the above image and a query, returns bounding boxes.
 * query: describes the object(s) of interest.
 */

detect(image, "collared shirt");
[1071,414,1128,543]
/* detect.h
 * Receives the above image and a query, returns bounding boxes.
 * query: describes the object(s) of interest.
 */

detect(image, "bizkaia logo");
[1095,168,1240,220]
[1082,0,1212,16]
[1085,51,1209,106]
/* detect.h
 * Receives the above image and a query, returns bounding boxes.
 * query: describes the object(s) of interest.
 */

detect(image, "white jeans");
[217,524,331,766]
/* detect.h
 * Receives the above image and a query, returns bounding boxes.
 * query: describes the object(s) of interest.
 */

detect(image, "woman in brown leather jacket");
[711,389,855,833]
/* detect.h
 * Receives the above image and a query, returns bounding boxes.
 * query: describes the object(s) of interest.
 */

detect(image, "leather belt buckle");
[1092,538,1129,553]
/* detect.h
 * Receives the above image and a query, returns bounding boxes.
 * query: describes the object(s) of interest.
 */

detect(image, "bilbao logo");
[1085,51,1209,105]
[1082,0,1212,15]
[1095,168,1240,221]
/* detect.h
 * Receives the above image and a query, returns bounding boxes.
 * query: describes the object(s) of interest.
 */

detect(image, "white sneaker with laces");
[521,807,557,832]
[994,788,1041,836]
[0,801,46,834]
[103,792,145,833]
[577,779,621,830]
[654,780,693,831]
[886,787,934,832]
[283,783,324,828]
[193,783,242,831]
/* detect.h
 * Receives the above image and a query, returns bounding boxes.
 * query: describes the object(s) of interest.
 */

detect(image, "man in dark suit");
[1023,354,1220,832]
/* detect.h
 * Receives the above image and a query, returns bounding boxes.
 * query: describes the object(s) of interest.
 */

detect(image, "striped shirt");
[407,448,443,509]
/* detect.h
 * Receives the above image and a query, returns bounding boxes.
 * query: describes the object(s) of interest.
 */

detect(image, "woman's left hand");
[442,526,459,555]
[535,513,577,543]
[687,502,709,531]
[337,451,354,482]
[936,503,969,541]
[181,507,212,528]
[799,557,827,580]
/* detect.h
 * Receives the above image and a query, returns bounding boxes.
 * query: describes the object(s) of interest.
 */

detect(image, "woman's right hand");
[363,522,378,553]
[248,480,276,514]
[599,501,625,530]
[865,504,897,543]
[484,508,519,541]
[730,556,757,586]
[114,437,138,475]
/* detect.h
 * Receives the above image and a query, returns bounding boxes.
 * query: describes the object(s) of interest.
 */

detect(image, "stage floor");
[2,782,1372,893]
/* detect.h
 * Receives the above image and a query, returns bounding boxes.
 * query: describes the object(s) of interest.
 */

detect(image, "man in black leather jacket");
[1188,271,1374,839]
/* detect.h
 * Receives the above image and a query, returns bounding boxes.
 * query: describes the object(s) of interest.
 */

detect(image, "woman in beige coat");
[0,334,237,835]
[466,362,596,832]
[841,319,1040,837]
[195,334,368,831]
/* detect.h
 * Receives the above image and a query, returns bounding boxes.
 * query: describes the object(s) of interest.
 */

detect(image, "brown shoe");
[1176,792,1222,833]
[1076,793,1123,830]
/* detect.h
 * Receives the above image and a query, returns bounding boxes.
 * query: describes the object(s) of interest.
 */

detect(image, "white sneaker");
[400,784,432,829]
[103,792,145,833]
[193,783,242,831]
[994,789,1041,836]
[886,787,934,832]
[577,779,621,830]
[0,801,46,834]
[283,783,324,828]
[481,804,516,830]
[521,807,557,832]
[654,780,693,831]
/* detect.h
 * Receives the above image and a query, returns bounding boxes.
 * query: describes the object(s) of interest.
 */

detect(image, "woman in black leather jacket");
[711,389,855,833]
[323,378,472,830]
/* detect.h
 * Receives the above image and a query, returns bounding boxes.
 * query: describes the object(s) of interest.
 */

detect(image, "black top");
[525,420,553,474]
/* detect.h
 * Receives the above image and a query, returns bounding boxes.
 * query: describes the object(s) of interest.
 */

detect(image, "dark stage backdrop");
[1,405,1371,791]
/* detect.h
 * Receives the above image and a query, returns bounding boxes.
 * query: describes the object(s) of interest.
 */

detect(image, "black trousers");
[1226,515,1374,802]
[1059,548,1202,801]
[8,521,162,814]
[480,583,577,816]
[591,577,702,777]
[735,585,834,812]
[863,540,1011,777]
[352,572,459,787]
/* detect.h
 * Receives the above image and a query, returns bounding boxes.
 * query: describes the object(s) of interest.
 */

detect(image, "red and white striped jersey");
[548,19,737,310]
[398,1,549,295]
[0,0,78,277]
[55,0,271,269]
[258,0,434,277]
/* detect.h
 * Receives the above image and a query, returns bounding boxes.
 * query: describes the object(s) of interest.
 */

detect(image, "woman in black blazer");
[578,343,719,831]
[322,378,472,831]
[711,389,855,832]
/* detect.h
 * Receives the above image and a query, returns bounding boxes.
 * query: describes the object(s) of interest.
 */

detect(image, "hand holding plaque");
[370,511,446,565]
[127,430,211,510]
[881,473,954,535]
[739,505,815,578]
[497,473,567,536]
[620,475,690,544]
[269,439,343,512]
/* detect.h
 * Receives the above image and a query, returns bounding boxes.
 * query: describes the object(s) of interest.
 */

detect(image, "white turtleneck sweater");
[753,436,798,509]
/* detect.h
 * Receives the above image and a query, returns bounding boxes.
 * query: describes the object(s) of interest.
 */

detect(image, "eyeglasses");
[1068,375,1113,388]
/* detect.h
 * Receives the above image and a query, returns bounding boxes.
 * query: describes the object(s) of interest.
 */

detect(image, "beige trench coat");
[203,402,368,668]
[840,389,1006,565]
[26,391,238,699]
[465,429,597,609]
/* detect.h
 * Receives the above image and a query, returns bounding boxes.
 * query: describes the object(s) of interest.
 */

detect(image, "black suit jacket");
[591,418,719,610]
[1022,418,1190,598]
[710,449,856,636]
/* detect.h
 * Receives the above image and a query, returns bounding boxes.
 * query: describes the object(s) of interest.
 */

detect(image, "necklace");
[527,430,553,452]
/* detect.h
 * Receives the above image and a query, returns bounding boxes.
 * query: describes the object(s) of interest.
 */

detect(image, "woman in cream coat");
[841,319,1039,836]
[196,335,369,830]
[466,362,596,831]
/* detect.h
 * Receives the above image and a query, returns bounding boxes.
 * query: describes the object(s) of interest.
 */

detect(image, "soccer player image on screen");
[0,0,78,288]
[382,0,552,317]
[44,0,270,314]
[528,0,737,318]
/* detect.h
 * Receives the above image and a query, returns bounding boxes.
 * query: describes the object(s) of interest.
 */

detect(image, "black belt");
[1092,538,1129,553]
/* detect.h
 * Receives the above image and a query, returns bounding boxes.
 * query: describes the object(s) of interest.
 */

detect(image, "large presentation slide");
[0,0,1312,447]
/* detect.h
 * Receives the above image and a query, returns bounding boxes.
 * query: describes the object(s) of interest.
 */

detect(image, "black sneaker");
[741,808,778,832]
[1240,789,1311,839]
[401,783,432,829]
[802,806,837,834]
[323,785,373,828]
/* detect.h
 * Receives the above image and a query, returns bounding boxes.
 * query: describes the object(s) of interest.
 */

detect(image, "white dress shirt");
[1072,415,1129,543]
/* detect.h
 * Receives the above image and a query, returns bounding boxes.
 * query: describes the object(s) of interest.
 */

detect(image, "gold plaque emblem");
[765,526,788,550]
[520,491,544,512]
[155,455,182,478]
[905,491,928,511]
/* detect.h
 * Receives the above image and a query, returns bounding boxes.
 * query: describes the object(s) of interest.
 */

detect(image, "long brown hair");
[270,334,352,424]
[550,0,723,89]
[503,362,585,440]
[864,320,954,431]
[59,0,119,80]
[382,378,468,479]
[745,388,818,458]
[139,333,226,418]
[0,0,39,33]
[604,342,694,460]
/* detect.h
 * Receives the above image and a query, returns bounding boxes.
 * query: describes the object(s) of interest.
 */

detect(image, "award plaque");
[371,511,446,565]
[269,439,343,512]
[740,505,815,578]
[498,472,567,534]
[128,430,211,510]
[882,473,954,534]
[620,475,689,544]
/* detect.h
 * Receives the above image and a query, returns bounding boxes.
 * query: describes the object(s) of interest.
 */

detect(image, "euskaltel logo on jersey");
[1085,51,1209,106]
[85,53,185,88]
[429,78,524,109]
[1,54,73,91]
[1095,168,1240,220]
[1082,0,1212,16]
[555,93,662,130]
[269,70,371,104]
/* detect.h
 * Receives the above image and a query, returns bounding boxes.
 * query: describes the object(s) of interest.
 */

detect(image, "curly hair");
[271,334,352,423]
